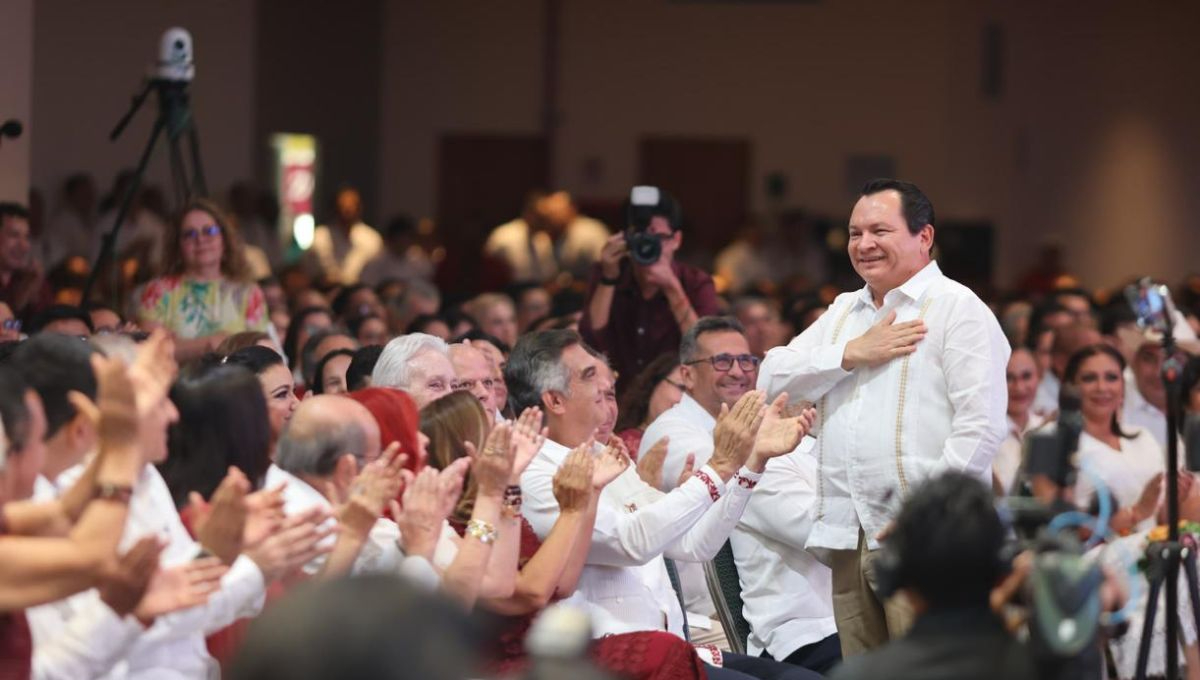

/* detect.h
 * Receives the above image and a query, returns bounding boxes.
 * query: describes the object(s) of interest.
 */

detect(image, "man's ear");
[920,224,935,256]
[541,390,567,416]
[679,363,697,392]
[334,453,359,489]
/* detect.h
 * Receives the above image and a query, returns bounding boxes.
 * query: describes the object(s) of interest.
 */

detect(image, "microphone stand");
[1134,327,1200,680]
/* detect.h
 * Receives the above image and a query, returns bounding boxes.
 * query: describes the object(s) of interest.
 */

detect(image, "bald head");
[276,395,381,477]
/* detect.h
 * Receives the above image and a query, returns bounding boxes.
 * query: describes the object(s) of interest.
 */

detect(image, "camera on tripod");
[623,186,680,266]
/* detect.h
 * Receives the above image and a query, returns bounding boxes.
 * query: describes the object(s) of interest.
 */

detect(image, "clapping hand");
[393,466,457,561]
[509,407,548,484]
[554,446,595,512]
[749,392,816,470]
[465,423,515,500]
[592,439,630,490]
[191,468,250,565]
[708,390,766,480]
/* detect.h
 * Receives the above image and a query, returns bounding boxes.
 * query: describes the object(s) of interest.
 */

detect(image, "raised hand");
[708,390,766,480]
[128,329,178,416]
[134,555,227,621]
[675,453,696,489]
[393,467,448,560]
[841,310,926,370]
[192,468,250,565]
[635,436,670,488]
[243,483,286,550]
[509,407,548,484]
[99,536,167,618]
[72,354,140,472]
[465,422,515,500]
[750,393,815,467]
[554,446,596,512]
[435,457,470,520]
[349,442,409,517]
[592,440,630,490]
[245,506,334,582]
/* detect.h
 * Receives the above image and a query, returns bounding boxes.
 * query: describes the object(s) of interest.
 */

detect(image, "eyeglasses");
[182,224,221,241]
[454,377,496,392]
[663,378,686,391]
[1,319,21,332]
[684,353,760,372]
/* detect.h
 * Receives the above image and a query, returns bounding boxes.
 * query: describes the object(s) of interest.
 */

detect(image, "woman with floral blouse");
[133,198,268,360]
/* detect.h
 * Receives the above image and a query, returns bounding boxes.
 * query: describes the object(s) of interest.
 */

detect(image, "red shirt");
[580,260,717,393]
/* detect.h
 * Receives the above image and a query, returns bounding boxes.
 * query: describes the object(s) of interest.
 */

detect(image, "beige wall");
[32,0,255,212]
[379,0,1200,290]
[0,0,33,202]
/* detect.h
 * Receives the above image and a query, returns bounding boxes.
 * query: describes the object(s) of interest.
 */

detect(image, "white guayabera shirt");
[758,261,1009,551]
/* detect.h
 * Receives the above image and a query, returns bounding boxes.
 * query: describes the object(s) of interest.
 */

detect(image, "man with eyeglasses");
[639,317,838,674]
[448,341,500,423]
[758,179,1009,656]
[581,187,718,393]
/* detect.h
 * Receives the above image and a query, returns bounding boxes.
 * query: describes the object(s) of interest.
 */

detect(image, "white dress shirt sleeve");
[663,468,758,562]
[638,418,716,492]
[737,455,816,552]
[933,295,1010,478]
[145,554,266,640]
[30,595,144,680]
[522,449,722,568]
[758,298,855,403]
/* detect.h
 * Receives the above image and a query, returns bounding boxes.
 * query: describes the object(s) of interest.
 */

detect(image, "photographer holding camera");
[580,187,718,393]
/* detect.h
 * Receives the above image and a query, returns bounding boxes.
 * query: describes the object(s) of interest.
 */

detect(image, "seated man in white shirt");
[509,328,818,680]
[641,317,838,673]
[30,333,329,680]
[371,333,457,408]
[270,394,443,584]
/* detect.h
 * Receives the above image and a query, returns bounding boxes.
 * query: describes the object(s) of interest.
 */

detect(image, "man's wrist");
[840,340,859,371]
[744,453,767,474]
[707,457,739,482]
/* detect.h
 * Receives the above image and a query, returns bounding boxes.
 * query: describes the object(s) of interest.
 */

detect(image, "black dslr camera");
[623,186,680,266]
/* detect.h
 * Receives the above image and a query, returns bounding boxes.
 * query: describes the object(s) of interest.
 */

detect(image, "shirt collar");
[676,393,718,432]
[855,260,943,309]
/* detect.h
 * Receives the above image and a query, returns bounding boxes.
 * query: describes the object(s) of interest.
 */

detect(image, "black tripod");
[82,78,207,304]
[1134,330,1200,680]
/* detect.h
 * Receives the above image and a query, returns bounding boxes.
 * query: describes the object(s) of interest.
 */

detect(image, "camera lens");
[627,231,661,266]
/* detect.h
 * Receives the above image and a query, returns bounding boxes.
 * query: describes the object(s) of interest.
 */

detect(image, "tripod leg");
[185,123,207,198]
[82,113,167,304]
[1136,575,1164,680]
[167,132,189,207]
[1185,551,1200,660]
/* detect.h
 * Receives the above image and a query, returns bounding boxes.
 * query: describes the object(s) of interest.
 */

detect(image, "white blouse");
[1073,426,1164,520]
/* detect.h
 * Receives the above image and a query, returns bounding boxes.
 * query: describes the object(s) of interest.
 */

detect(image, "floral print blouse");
[133,275,268,339]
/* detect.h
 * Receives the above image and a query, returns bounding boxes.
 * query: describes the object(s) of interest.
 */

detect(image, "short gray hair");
[371,333,450,389]
[504,329,591,413]
[276,417,368,477]
[679,316,745,363]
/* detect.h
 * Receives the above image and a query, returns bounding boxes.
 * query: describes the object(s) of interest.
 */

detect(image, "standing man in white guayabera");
[757,179,1009,657]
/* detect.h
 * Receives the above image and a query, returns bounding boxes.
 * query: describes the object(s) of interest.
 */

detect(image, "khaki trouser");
[828,527,915,657]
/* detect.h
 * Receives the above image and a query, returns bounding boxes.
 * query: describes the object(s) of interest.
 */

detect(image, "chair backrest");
[703,540,750,655]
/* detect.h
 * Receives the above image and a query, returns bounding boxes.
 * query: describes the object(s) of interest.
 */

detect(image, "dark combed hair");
[504,329,583,414]
[331,284,373,320]
[11,333,97,439]
[889,471,1006,608]
[311,348,356,395]
[861,178,935,235]
[159,363,271,508]
[1063,343,1136,440]
[224,345,286,376]
[28,305,94,335]
[679,315,745,364]
[346,345,384,392]
[0,202,31,221]
[0,367,32,453]
[615,352,680,432]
